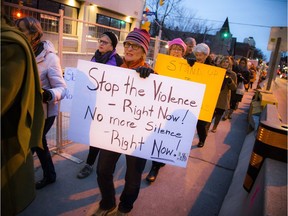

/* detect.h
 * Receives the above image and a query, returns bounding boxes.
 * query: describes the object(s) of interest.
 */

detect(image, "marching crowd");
[1,11,268,216]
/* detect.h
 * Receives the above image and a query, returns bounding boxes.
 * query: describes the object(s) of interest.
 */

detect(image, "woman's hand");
[136,67,154,78]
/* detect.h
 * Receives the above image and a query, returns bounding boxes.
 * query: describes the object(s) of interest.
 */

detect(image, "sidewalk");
[18,89,256,216]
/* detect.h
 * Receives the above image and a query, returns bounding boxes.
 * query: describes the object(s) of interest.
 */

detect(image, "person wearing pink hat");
[145,37,187,183]
[168,38,187,58]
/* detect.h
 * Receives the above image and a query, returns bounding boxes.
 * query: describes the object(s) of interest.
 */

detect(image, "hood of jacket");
[35,40,56,63]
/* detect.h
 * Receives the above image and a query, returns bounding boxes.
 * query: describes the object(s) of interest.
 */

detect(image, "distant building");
[161,17,257,59]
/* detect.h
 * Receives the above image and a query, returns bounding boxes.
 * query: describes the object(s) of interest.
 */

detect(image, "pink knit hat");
[168,38,187,53]
[125,28,150,54]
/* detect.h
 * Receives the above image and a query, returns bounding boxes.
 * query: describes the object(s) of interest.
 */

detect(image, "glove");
[225,75,232,84]
[42,89,52,102]
[136,66,154,78]
[237,74,244,82]
[187,58,196,67]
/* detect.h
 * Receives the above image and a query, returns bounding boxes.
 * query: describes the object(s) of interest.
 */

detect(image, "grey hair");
[184,37,196,46]
[193,43,210,56]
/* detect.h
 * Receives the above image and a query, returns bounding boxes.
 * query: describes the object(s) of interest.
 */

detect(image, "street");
[18,78,287,216]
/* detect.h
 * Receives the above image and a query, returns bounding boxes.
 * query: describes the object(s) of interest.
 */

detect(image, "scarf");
[121,58,148,69]
[91,50,114,64]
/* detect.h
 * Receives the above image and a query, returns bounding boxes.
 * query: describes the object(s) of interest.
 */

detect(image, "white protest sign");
[68,60,206,167]
[60,67,79,112]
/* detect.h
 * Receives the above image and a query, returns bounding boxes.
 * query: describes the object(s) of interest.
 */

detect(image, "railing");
[4,2,168,63]
[4,2,168,155]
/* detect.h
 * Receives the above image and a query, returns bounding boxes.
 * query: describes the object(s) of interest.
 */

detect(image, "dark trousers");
[210,108,225,129]
[196,120,210,143]
[151,161,165,168]
[86,146,100,166]
[97,149,146,213]
[230,90,237,110]
[32,116,56,181]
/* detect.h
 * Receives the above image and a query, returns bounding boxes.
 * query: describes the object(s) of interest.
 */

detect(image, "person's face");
[239,60,246,69]
[98,35,113,54]
[195,52,207,63]
[220,59,230,69]
[210,53,215,60]
[17,20,33,42]
[185,43,194,55]
[169,45,184,58]
[123,41,145,62]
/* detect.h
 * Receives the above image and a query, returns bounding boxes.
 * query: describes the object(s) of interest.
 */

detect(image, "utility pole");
[153,19,162,64]
[266,37,281,91]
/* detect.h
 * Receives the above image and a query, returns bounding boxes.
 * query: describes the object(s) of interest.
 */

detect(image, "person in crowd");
[145,38,187,183]
[77,31,123,179]
[183,37,196,59]
[209,52,216,62]
[16,17,67,190]
[223,57,250,120]
[95,28,154,216]
[208,56,237,132]
[249,63,257,89]
[235,57,250,108]
[231,56,239,73]
[257,68,267,89]
[222,56,240,120]
[190,43,213,147]
[213,54,223,66]
[1,14,45,215]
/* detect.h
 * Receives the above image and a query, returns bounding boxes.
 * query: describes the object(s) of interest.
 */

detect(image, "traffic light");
[221,31,230,39]
[223,32,229,38]
[141,21,151,32]
[160,0,165,6]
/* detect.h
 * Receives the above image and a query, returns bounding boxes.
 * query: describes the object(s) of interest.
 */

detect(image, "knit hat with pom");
[124,28,150,54]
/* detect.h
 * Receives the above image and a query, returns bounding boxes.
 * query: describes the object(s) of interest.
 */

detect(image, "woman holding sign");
[146,38,188,183]
[95,28,154,216]
[77,31,123,179]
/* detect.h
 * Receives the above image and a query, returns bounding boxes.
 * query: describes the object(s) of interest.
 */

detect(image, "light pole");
[153,19,162,64]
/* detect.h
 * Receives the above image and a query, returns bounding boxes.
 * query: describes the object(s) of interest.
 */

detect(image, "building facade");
[4,0,164,68]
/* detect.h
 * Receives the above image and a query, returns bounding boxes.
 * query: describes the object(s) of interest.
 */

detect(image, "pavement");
[17,79,285,216]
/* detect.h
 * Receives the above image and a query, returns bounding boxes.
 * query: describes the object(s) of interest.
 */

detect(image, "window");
[96,14,126,30]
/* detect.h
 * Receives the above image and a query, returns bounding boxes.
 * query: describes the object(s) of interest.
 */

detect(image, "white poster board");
[68,60,206,167]
[60,67,79,112]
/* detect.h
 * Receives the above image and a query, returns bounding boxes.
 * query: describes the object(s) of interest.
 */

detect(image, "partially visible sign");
[68,60,206,167]
[60,67,79,113]
[267,27,287,52]
[143,11,156,16]
[154,54,226,122]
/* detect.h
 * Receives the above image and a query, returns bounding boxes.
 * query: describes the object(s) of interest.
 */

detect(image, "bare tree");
[145,0,214,38]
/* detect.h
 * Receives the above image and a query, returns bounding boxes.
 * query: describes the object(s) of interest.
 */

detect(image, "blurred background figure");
[16,17,67,190]
[1,13,44,215]
[249,63,257,89]
[235,57,250,107]
[184,37,196,60]
[208,56,237,133]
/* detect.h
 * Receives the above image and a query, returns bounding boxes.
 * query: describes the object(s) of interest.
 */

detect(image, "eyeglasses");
[98,39,111,45]
[124,42,141,50]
